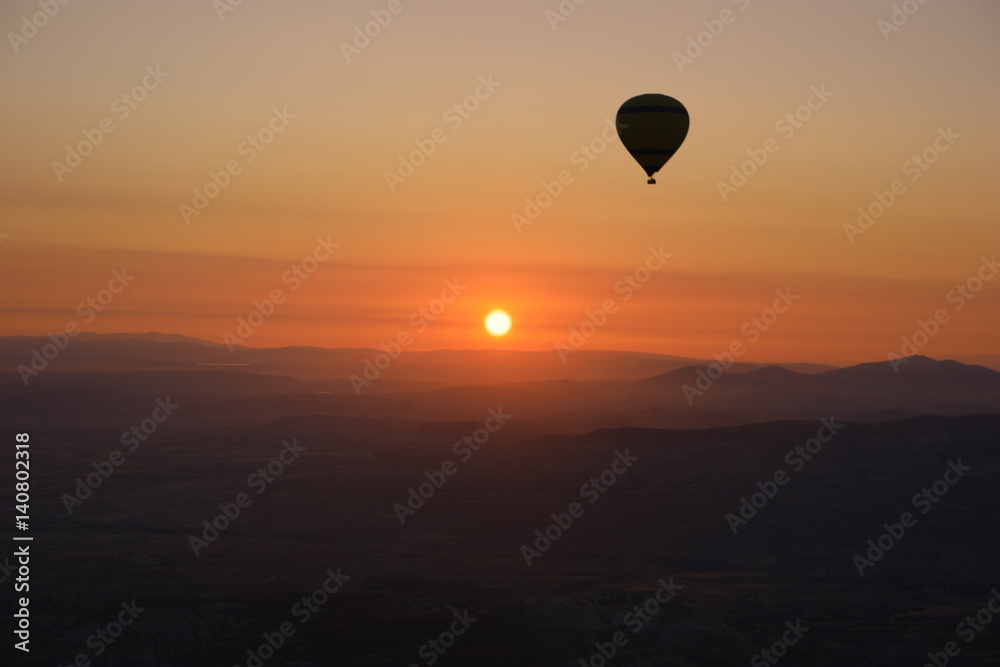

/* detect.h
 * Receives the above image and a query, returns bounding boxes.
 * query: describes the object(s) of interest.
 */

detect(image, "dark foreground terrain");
[2,343,999,665]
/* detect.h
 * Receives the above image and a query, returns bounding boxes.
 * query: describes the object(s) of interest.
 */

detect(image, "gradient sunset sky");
[2,0,998,364]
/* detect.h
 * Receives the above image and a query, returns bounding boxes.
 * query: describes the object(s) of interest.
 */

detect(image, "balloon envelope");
[615,94,689,183]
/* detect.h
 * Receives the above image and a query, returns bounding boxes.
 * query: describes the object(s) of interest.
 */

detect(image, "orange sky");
[1,0,998,364]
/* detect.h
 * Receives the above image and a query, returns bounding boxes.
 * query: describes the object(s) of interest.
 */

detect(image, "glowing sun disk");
[485,309,512,336]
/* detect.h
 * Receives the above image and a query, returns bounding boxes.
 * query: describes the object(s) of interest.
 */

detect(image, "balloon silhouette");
[616,94,689,184]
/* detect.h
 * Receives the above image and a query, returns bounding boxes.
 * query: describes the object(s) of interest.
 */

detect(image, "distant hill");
[943,354,1000,372]
[74,332,230,346]
[0,332,836,383]
[822,355,1000,389]
[2,334,996,431]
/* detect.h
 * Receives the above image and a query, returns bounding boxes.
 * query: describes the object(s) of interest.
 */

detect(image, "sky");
[1,0,998,364]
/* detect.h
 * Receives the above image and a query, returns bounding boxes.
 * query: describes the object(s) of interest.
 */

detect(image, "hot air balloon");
[616,94,689,184]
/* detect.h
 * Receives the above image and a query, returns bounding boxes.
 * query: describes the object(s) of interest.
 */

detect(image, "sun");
[485,309,512,337]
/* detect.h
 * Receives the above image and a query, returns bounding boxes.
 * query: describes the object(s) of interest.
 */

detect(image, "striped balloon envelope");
[615,94,689,184]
